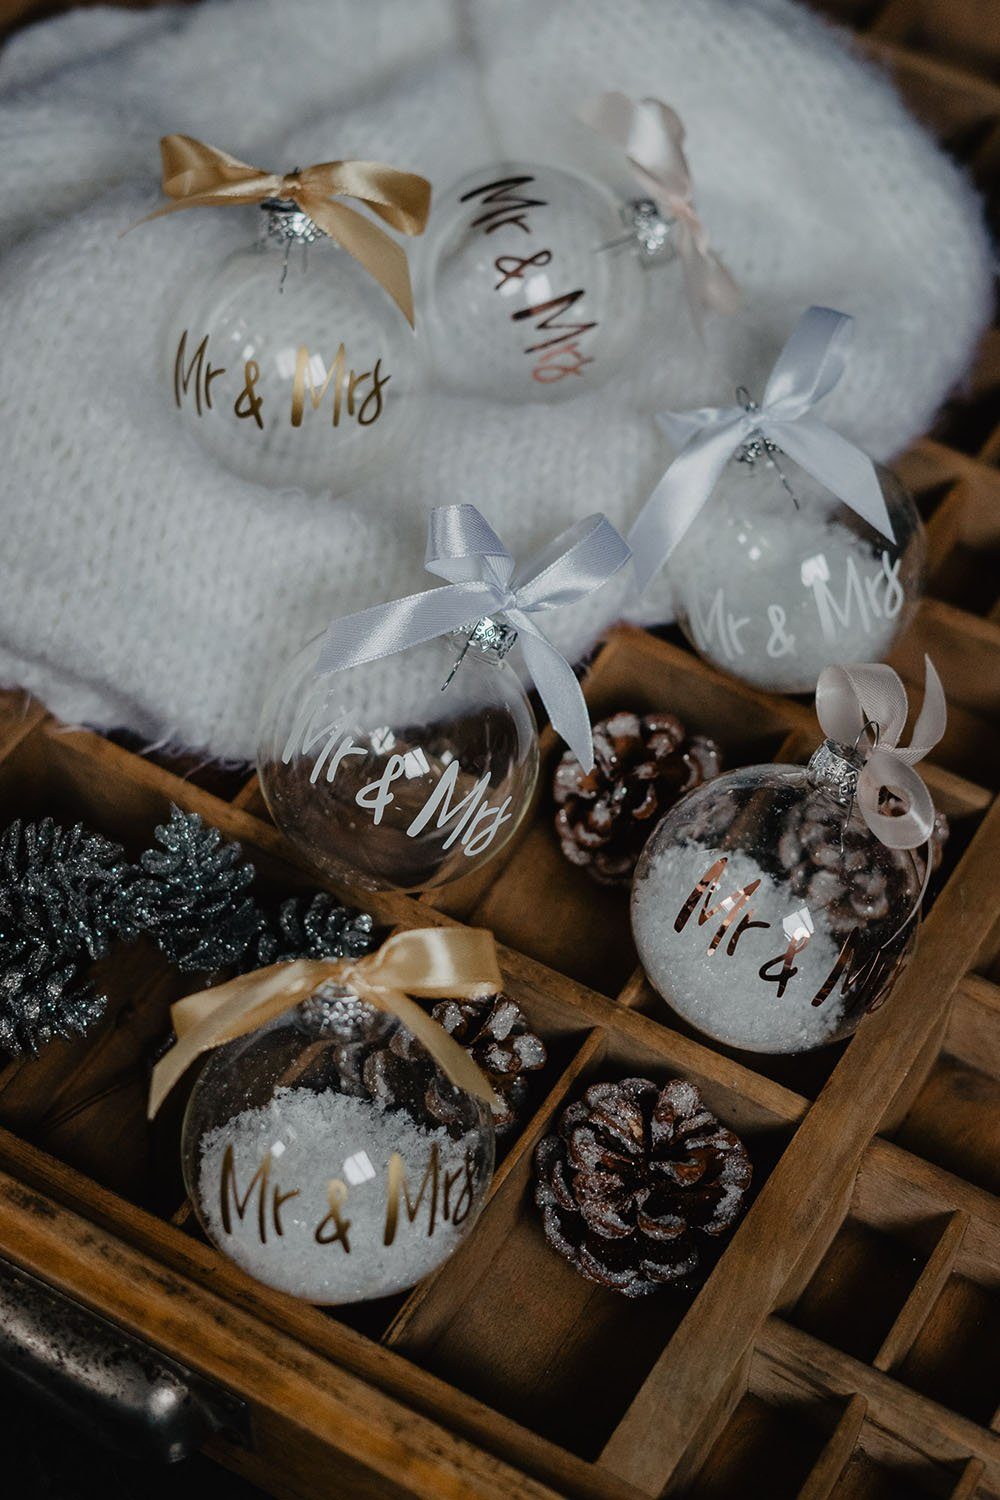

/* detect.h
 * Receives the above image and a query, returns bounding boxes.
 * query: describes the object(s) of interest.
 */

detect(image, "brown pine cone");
[534,1077,752,1297]
[554,711,723,887]
[363,993,547,1137]
[779,792,948,941]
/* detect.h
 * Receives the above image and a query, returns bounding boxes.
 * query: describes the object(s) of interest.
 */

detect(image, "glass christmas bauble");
[182,986,494,1303]
[631,752,921,1054]
[668,455,925,693]
[167,202,417,492]
[257,620,540,892]
[418,162,661,401]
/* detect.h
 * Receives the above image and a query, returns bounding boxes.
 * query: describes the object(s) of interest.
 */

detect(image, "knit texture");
[0,0,991,759]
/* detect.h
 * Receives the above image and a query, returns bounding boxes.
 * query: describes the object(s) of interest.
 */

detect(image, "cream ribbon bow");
[148,926,503,1118]
[815,657,946,851]
[128,134,431,325]
[579,92,740,328]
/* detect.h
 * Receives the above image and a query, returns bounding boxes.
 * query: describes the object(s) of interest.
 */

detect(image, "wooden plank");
[758,1318,1000,1486]
[795,1394,868,1500]
[950,1459,987,1500]
[856,1138,1000,1285]
[598,795,1000,1493]
[0,1168,566,1500]
[0,1125,639,1500]
[874,1212,969,1371]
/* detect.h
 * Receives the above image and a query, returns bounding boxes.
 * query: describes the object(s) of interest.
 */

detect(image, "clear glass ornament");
[182,986,494,1303]
[257,618,540,892]
[167,201,417,492]
[668,449,925,693]
[417,162,669,401]
[631,745,922,1054]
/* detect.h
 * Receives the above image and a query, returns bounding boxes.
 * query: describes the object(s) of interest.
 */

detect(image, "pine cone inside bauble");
[534,1077,751,1297]
[779,791,948,942]
[554,712,723,886]
[364,993,547,1137]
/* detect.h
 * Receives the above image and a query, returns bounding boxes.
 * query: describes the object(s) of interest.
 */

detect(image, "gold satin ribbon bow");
[132,134,432,326]
[148,926,502,1119]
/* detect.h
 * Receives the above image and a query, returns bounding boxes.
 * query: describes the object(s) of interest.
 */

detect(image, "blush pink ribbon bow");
[579,92,741,329]
[815,657,946,851]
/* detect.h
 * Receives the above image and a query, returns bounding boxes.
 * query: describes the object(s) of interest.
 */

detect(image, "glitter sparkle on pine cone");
[534,1077,752,1297]
[553,711,723,887]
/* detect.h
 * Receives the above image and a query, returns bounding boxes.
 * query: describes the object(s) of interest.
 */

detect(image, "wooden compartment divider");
[0,0,997,1494]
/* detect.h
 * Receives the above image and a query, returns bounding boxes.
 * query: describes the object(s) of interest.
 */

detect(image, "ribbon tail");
[906,655,948,762]
[696,246,741,317]
[122,186,274,235]
[770,415,896,544]
[363,987,498,1107]
[629,421,741,592]
[510,613,593,771]
[677,227,741,329]
[677,229,706,337]
[149,958,342,1117]
[303,194,416,325]
[316,580,499,675]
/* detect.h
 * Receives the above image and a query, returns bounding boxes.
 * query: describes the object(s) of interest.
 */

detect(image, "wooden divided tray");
[0,1,997,1496]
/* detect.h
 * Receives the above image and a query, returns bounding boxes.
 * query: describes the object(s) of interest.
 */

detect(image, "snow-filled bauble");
[138,135,431,493]
[631,658,946,1054]
[669,451,925,693]
[418,161,663,400]
[181,984,494,1304]
[631,757,922,1054]
[257,621,540,892]
[630,306,926,694]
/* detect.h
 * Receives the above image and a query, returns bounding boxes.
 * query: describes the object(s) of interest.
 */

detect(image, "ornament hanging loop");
[440,615,518,691]
[735,386,801,512]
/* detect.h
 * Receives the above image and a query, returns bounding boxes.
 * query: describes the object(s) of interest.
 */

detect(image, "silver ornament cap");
[464,615,518,661]
[261,196,323,245]
[807,738,864,807]
[621,198,675,262]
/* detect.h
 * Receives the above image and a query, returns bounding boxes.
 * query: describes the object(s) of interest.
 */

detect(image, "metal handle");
[0,1254,249,1463]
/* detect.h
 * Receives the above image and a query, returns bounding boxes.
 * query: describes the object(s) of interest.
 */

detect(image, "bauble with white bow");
[257,505,631,892]
[630,307,926,694]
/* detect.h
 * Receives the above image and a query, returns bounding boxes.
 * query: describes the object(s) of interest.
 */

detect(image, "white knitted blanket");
[0,0,991,760]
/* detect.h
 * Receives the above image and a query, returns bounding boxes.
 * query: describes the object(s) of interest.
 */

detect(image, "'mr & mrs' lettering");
[283,698,513,860]
[459,175,598,385]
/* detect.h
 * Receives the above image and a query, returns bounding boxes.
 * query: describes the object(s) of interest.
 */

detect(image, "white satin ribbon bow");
[579,91,740,328]
[815,656,946,851]
[628,305,896,592]
[316,505,631,772]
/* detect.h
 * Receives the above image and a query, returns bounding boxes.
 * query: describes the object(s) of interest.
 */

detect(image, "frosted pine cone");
[779,792,947,940]
[534,1077,752,1297]
[554,711,723,886]
[364,993,546,1137]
